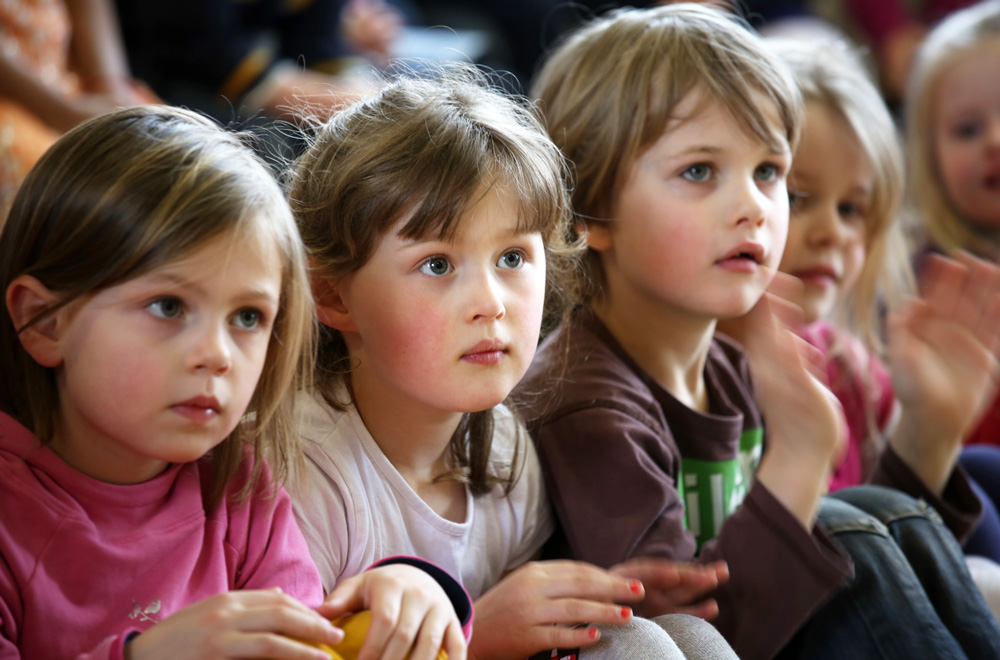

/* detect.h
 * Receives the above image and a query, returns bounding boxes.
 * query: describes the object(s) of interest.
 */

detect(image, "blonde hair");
[531,2,803,301]
[287,65,578,495]
[0,105,314,510]
[770,38,914,350]
[907,0,1000,258]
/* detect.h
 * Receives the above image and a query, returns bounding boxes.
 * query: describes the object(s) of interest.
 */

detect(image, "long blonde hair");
[0,105,314,509]
[907,0,1000,258]
[771,38,914,351]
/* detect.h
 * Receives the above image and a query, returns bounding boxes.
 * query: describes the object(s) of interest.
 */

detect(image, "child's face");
[334,186,546,419]
[779,102,869,324]
[51,228,282,483]
[934,47,1000,230]
[597,90,790,322]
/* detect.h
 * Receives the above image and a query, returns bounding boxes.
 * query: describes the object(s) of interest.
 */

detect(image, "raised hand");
[123,588,342,660]
[722,272,846,529]
[320,563,466,660]
[888,252,1000,494]
[469,560,645,660]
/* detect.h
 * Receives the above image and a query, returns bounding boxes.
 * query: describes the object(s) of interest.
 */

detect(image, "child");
[0,104,468,660]
[516,4,1000,659]
[285,67,740,660]
[755,36,1000,562]
[906,0,1000,448]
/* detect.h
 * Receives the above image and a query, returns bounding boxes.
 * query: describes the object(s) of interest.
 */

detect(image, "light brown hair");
[287,65,578,495]
[531,2,803,302]
[0,105,314,510]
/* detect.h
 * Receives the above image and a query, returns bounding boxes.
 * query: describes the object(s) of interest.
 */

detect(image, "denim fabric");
[776,485,1000,660]
[960,446,1000,562]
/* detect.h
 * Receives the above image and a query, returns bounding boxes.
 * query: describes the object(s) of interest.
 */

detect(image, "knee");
[828,485,943,527]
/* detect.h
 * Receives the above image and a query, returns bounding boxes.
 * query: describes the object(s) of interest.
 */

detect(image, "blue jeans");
[959,445,1000,562]
[776,485,1000,660]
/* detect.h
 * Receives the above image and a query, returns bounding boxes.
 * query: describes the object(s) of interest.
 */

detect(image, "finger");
[223,630,333,660]
[537,597,635,628]
[524,561,645,603]
[372,596,425,660]
[233,603,343,647]
[918,252,964,317]
[532,624,604,651]
[671,598,721,621]
[356,599,402,660]
[405,607,451,660]
[952,252,999,333]
[442,620,467,660]
[319,573,368,618]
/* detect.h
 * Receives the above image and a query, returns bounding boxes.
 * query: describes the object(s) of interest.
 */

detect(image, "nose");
[188,321,232,375]
[467,267,506,322]
[734,175,767,229]
[987,116,1000,151]
[806,205,848,248]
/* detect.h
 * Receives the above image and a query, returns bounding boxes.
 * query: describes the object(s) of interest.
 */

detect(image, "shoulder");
[517,314,664,431]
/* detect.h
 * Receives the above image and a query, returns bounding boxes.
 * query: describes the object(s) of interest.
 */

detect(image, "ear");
[311,276,356,333]
[5,275,64,367]
[582,220,614,252]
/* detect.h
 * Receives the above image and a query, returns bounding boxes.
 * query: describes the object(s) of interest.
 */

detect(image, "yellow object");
[301,610,448,660]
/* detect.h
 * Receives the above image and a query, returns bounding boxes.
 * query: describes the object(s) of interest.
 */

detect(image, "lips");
[171,395,221,423]
[716,242,764,265]
[792,264,839,288]
[462,339,507,365]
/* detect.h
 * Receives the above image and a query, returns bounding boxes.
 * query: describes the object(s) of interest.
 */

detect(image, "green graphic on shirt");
[677,428,763,550]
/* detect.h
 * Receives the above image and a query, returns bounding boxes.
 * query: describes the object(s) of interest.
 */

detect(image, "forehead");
[936,48,1000,116]
[648,89,789,156]
[795,103,871,178]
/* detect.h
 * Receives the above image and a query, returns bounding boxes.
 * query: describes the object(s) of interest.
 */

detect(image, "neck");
[348,369,469,522]
[591,292,716,413]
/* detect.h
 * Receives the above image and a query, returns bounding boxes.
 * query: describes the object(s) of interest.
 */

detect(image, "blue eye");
[756,163,780,182]
[682,164,712,182]
[419,257,452,276]
[147,297,183,319]
[497,250,524,270]
[233,308,262,330]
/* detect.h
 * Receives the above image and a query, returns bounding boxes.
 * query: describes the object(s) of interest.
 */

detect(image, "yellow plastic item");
[299,610,448,660]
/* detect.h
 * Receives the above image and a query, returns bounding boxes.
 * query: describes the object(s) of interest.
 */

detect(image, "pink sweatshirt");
[0,411,324,659]
[798,321,898,492]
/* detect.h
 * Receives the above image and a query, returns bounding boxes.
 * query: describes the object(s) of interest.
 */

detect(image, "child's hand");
[123,588,342,660]
[319,563,466,660]
[728,273,845,529]
[888,252,1000,494]
[609,557,728,620]
[469,560,644,660]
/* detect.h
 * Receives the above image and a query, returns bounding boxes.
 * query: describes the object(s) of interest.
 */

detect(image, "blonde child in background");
[0,105,467,660]
[285,66,740,660]
[907,0,1000,448]
[728,33,1000,614]
[517,4,1000,659]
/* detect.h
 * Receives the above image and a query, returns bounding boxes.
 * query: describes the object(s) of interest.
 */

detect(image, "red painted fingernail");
[629,580,642,594]
[588,628,599,639]
[621,607,632,619]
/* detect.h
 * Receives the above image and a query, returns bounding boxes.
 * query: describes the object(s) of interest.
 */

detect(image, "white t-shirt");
[289,392,554,600]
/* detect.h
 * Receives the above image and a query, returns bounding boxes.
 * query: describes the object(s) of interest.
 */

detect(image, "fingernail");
[588,628,599,640]
[620,607,632,619]
[628,580,642,594]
